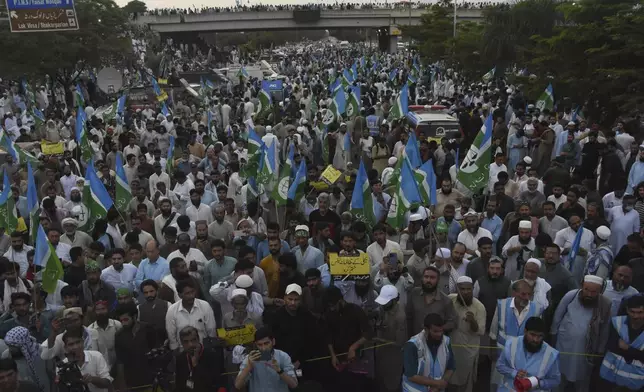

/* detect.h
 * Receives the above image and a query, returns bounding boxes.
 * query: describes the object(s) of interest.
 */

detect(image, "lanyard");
[186,345,204,378]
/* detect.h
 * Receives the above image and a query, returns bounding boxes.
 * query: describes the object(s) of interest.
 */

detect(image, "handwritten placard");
[40,142,64,155]
[320,165,342,185]
[328,253,371,280]
[216,324,257,346]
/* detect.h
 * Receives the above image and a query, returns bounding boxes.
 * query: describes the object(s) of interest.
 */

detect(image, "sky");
[117,0,500,11]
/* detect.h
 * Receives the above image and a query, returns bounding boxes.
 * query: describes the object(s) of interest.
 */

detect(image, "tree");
[0,0,132,86]
[122,0,146,15]
[402,5,454,61]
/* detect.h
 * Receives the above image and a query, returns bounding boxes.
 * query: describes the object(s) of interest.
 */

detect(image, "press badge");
[186,379,194,389]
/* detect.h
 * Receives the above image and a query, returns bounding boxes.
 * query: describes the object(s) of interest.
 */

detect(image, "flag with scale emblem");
[241,127,264,179]
[457,114,493,193]
[34,225,64,294]
[387,157,423,228]
[388,84,409,121]
[84,160,114,232]
[415,159,437,206]
[0,131,37,165]
[272,143,294,206]
[536,83,554,112]
[94,95,126,123]
[114,153,131,214]
[350,160,376,228]
[347,85,361,118]
[27,162,39,244]
[323,88,346,126]
[256,143,276,185]
[76,108,93,163]
[482,67,496,83]
[257,86,272,117]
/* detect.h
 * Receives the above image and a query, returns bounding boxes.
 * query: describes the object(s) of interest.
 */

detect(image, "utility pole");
[453,0,457,38]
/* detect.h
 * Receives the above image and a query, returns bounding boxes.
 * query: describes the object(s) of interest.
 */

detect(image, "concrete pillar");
[389,35,398,54]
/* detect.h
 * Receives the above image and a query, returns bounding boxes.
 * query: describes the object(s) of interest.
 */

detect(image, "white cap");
[266,125,272,132]
[235,274,254,289]
[463,211,478,218]
[596,226,611,240]
[409,214,423,222]
[295,225,310,236]
[584,275,604,286]
[340,122,346,127]
[285,283,302,295]
[375,284,399,305]
[456,276,473,285]
[435,248,451,258]
[519,220,532,230]
[526,258,541,268]
[523,157,533,165]
[231,288,247,298]
[567,121,576,126]
[388,157,398,166]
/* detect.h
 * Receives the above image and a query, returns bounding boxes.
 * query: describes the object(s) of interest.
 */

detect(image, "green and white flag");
[386,157,422,228]
[322,89,346,126]
[34,225,64,294]
[350,160,376,228]
[256,143,276,186]
[347,86,361,118]
[535,83,554,112]
[0,172,16,234]
[114,154,131,214]
[83,161,114,233]
[387,84,409,122]
[257,88,272,117]
[76,108,93,164]
[272,143,294,207]
[457,114,493,193]
[94,95,126,124]
[482,67,496,83]
[27,162,39,244]
[0,131,38,165]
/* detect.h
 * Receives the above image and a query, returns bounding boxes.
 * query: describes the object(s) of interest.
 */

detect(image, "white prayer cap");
[519,220,532,230]
[567,121,576,126]
[295,225,310,237]
[388,157,398,166]
[526,258,541,268]
[340,122,346,127]
[584,275,604,286]
[235,274,254,289]
[456,276,473,285]
[463,211,478,218]
[375,284,399,305]
[409,214,423,222]
[61,218,79,227]
[596,226,611,240]
[382,119,388,125]
[435,248,451,259]
[527,104,535,109]
[266,125,272,133]
[523,157,533,165]
[506,88,513,94]
[231,288,247,299]
[285,284,302,296]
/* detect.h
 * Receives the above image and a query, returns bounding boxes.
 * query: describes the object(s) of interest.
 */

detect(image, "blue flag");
[350,160,376,227]
[418,159,437,205]
[27,162,39,243]
[405,132,422,169]
[116,95,126,115]
[288,160,307,201]
[568,224,584,271]
[389,68,398,82]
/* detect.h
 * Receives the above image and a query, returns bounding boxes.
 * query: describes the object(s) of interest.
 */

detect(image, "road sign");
[5,0,79,33]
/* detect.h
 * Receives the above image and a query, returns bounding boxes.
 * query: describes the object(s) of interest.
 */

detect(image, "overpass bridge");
[135,8,484,33]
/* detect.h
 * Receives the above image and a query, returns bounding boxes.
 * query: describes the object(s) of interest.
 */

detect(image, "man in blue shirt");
[256,222,290,264]
[481,198,503,254]
[134,240,169,290]
[235,326,298,392]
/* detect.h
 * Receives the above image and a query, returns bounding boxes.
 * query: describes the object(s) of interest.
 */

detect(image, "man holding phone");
[235,326,298,392]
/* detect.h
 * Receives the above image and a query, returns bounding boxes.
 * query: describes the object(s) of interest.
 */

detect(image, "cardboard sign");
[40,141,64,155]
[216,324,256,346]
[320,165,342,185]
[328,253,370,280]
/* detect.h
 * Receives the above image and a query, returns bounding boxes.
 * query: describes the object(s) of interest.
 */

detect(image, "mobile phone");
[260,350,272,362]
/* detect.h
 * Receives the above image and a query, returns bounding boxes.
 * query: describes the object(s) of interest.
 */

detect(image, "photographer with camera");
[174,326,225,392]
[41,308,99,362]
[58,329,112,392]
[234,326,298,392]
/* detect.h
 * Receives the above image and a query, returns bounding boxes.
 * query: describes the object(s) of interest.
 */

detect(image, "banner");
[216,324,257,346]
[329,253,370,280]
[40,142,64,155]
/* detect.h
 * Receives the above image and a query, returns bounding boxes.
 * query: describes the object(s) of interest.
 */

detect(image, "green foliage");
[122,0,146,14]
[0,0,132,82]
[412,0,644,121]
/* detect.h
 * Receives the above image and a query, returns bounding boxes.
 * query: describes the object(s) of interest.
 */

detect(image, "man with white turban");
[522,258,551,310]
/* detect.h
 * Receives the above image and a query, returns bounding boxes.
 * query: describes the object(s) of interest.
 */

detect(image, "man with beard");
[406,266,457,337]
[159,257,203,303]
[127,187,155,218]
[603,264,639,316]
[208,204,234,249]
[137,280,169,340]
[256,222,291,265]
[496,317,561,391]
[538,201,568,241]
[608,194,640,253]
[518,178,547,216]
[554,215,594,282]
[600,294,644,390]
[489,280,543,390]
[259,237,286,304]
[210,263,266,316]
[114,302,160,392]
[522,258,552,311]
[308,193,342,239]
[3,232,32,278]
[166,279,216,352]
[626,144,644,194]
[167,233,209,281]
[59,217,92,249]
[40,307,99,360]
[323,285,373,392]
[0,261,32,314]
[302,268,326,318]
[175,326,226,392]
[153,198,179,246]
[63,187,89,228]
[555,188,586,222]
[191,221,211,256]
[0,293,44,341]
[501,220,535,281]
[402,313,455,392]
[87,300,122,368]
[448,276,486,392]
[100,249,138,294]
[457,213,493,257]
[551,275,611,391]
[292,225,324,275]
[186,189,212,225]
[79,261,117,314]
[466,237,494,284]
[584,226,614,279]
[374,254,414,306]
[435,178,463,218]
[203,239,236,289]
[276,253,306,299]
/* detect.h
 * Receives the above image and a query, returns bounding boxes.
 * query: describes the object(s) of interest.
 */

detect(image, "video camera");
[56,361,88,392]
[145,346,173,392]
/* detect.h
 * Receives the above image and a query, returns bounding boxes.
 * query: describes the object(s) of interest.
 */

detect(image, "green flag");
[536,84,554,112]
[456,114,493,193]
[34,225,64,294]
[272,144,294,207]
[114,154,132,214]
